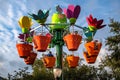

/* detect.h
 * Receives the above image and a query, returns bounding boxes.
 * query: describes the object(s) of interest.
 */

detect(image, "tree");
[101,19,120,79]
[0,76,6,80]
[32,58,54,80]
[8,67,33,80]
[8,57,113,80]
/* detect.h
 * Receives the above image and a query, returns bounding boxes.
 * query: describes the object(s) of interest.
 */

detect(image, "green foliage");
[8,67,33,80]
[8,58,113,80]
[0,76,6,80]
[101,19,120,79]
[32,58,54,80]
[63,65,97,80]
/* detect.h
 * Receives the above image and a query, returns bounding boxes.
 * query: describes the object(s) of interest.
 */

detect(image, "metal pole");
[56,44,63,80]
[54,30,63,80]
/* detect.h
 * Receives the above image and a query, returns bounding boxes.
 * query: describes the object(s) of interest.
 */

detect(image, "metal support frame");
[29,23,83,80]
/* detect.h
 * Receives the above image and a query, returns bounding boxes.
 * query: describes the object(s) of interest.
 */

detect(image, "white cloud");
[0,0,29,78]
[7,4,14,19]
[0,15,7,25]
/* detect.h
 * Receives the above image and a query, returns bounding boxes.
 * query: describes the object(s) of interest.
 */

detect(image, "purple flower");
[18,33,29,40]
[63,5,81,24]
[18,29,34,42]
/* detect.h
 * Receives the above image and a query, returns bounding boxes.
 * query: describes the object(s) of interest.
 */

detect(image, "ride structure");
[16,5,106,80]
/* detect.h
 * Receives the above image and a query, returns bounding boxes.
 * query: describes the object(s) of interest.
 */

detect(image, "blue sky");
[0,0,120,78]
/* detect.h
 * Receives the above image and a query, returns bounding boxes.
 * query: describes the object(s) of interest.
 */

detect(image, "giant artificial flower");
[18,30,34,43]
[86,14,106,31]
[63,5,81,24]
[51,5,67,30]
[18,16,33,33]
[18,16,33,29]
[29,9,49,24]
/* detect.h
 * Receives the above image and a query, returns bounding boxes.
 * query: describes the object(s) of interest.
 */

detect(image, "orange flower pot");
[24,52,37,65]
[83,52,97,64]
[16,43,33,58]
[42,56,56,68]
[85,41,102,56]
[66,55,79,68]
[33,35,51,52]
[63,34,82,51]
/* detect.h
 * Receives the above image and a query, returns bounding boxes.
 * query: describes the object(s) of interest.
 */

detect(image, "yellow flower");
[18,16,33,29]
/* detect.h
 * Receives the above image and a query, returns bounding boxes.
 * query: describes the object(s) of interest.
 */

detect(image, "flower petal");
[56,5,63,13]
[73,5,81,19]
[38,10,44,19]
[86,17,91,25]
[68,5,75,12]
[63,8,67,17]
[18,34,24,39]
[44,10,49,19]
[86,17,95,26]
[89,14,93,22]
[18,21,23,28]
[97,19,103,26]
[97,25,106,29]
[29,14,40,20]
[67,9,73,19]
[93,18,97,23]
[19,16,32,29]
[93,18,97,26]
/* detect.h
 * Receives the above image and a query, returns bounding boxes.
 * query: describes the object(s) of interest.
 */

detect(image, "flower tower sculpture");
[16,5,106,80]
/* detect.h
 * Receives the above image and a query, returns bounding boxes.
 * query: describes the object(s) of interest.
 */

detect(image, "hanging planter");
[24,52,37,65]
[63,34,82,51]
[42,56,56,68]
[85,40,102,56]
[66,55,79,68]
[83,52,97,64]
[33,35,51,52]
[16,43,33,58]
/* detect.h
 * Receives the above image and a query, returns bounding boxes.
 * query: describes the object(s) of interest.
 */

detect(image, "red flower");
[86,14,106,29]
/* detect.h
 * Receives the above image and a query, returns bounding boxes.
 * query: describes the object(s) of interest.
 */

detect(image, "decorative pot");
[16,43,33,58]
[83,52,97,64]
[24,52,37,65]
[66,55,79,68]
[42,56,56,68]
[85,40,102,56]
[33,35,51,52]
[63,34,82,51]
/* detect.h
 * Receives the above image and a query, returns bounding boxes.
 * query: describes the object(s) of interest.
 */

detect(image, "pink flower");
[63,5,81,24]
[63,5,81,19]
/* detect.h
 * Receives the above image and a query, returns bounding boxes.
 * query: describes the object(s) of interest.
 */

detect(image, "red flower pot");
[16,43,33,58]
[85,40,102,56]
[83,52,97,64]
[42,56,56,68]
[33,35,51,52]
[66,55,79,68]
[24,52,37,65]
[63,34,82,51]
